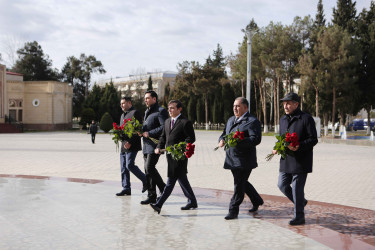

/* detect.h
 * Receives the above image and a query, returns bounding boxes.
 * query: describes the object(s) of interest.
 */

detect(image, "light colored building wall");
[5,80,73,130]
[98,71,176,99]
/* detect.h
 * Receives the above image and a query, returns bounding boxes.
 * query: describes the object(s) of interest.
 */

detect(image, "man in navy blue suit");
[150,100,197,214]
[140,91,168,205]
[217,97,264,220]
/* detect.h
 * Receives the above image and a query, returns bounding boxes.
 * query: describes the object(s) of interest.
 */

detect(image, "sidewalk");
[0,131,374,249]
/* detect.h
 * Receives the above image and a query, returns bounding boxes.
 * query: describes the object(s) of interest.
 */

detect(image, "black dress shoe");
[140,197,156,205]
[116,190,131,196]
[181,203,198,210]
[224,213,238,220]
[304,200,308,207]
[249,201,263,212]
[289,217,305,226]
[150,203,161,214]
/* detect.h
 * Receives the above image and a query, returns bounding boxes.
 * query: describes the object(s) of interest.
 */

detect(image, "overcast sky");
[0,0,372,83]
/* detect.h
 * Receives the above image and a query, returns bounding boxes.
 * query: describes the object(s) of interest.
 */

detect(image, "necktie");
[171,119,175,129]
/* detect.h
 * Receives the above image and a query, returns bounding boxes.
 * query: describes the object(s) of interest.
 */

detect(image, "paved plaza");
[0,131,374,249]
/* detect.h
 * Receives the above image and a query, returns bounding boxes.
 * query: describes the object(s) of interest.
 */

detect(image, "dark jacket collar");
[124,106,135,114]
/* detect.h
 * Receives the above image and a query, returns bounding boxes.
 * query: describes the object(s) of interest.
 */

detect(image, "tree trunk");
[300,93,304,111]
[311,83,319,117]
[332,87,336,137]
[273,79,277,132]
[241,79,245,97]
[205,95,209,130]
[259,78,268,133]
[367,106,371,135]
[254,79,259,119]
[323,112,329,136]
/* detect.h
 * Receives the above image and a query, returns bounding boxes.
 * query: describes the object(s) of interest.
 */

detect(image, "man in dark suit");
[140,90,168,204]
[116,97,147,196]
[217,97,263,220]
[273,92,318,225]
[150,100,197,214]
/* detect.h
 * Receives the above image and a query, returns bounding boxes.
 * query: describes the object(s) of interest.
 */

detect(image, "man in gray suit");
[217,97,264,220]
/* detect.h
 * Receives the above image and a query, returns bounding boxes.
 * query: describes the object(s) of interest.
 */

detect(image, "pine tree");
[147,75,153,90]
[332,0,357,33]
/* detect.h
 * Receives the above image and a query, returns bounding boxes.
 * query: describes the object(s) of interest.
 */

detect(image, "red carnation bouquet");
[165,142,195,161]
[214,129,245,151]
[111,117,143,152]
[266,132,300,161]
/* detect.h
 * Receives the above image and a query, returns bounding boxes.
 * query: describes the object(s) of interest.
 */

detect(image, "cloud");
[1,0,373,82]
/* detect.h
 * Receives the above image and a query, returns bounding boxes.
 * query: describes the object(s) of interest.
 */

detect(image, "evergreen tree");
[12,41,59,81]
[187,96,197,123]
[356,2,375,134]
[100,81,121,122]
[332,0,357,33]
[100,112,113,133]
[147,75,153,90]
[222,82,235,122]
[196,99,204,123]
[83,84,104,121]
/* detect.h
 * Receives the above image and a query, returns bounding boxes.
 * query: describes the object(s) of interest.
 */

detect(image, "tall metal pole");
[245,27,255,110]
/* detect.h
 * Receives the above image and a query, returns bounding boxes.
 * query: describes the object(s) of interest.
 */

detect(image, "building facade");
[0,64,73,131]
[98,71,177,99]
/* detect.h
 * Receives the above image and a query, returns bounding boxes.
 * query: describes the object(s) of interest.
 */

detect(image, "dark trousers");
[91,133,96,143]
[229,168,263,215]
[144,153,165,199]
[155,173,197,207]
[120,151,146,191]
[278,172,308,219]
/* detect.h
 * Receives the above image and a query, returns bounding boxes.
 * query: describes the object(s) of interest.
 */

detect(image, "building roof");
[6,71,23,76]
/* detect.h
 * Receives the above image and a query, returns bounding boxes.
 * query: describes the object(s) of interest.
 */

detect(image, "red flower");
[239,132,244,140]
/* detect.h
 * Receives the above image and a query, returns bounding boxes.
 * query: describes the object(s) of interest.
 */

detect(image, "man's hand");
[154,148,161,154]
[287,145,299,151]
[124,142,131,150]
[272,150,277,155]
[218,139,225,148]
[142,132,149,138]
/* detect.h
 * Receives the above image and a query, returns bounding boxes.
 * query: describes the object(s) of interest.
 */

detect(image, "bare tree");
[0,36,23,68]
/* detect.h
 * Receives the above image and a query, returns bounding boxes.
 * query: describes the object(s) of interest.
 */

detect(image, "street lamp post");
[245,26,256,110]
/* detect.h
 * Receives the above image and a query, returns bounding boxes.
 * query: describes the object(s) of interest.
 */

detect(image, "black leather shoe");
[140,197,156,205]
[249,201,263,212]
[181,203,198,210]
[150,203,161,214]
[116,190,131,196]
[289,217,305,226]
[224,213,238,220]
[304,200,308,207]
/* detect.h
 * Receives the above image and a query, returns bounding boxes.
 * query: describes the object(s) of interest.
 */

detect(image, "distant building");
[0,64,73,131]
[97,71,177,99]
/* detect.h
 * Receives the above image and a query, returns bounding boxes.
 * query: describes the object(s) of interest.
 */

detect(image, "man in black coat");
[116,97,147,196]
[89,120,98,144]
[140,90,168,204]
[273,92,318,225]
[150,100,197,214]
[217,97,263,220]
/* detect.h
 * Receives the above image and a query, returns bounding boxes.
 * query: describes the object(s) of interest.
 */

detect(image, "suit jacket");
[219,112,262,170]
[89,124,98,134]
[142,103,169,154]
[120,107,142,153]
[279,108,318,174]
[157,115,195,178]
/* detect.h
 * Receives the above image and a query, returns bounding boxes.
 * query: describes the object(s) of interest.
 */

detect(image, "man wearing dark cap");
[272,92,318,225]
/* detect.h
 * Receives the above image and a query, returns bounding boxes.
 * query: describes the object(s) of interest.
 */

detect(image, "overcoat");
[279,108,318,173]
[142,103,169,154]
[219,112,262,170]
[157,115,195,178]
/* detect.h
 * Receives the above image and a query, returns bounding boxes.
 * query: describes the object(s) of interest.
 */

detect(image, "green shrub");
[100,112,113,133]
[80,108,96,129]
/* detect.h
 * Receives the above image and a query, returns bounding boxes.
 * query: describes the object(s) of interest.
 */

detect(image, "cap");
[280,92,300,102]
